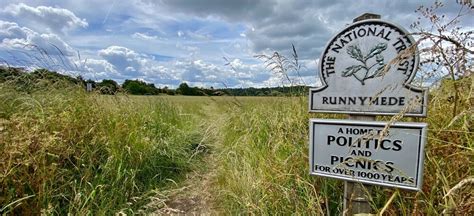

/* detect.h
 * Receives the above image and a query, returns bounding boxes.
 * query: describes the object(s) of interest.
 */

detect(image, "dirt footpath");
[151,102,224,215]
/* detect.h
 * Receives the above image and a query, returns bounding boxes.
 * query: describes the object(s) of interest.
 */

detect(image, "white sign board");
[86,83,93,92]
[309,19,427,116]
[309,118,427,190]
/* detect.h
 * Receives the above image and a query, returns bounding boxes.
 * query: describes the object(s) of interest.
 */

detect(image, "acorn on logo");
[342,43,389,85]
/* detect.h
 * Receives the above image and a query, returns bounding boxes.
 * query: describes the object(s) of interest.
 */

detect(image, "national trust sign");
[309,19,427,117]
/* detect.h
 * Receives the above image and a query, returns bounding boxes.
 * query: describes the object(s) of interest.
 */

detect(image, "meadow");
[0,76,473,215]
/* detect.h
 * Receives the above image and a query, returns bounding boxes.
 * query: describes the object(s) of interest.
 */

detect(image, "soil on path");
[152,162,216,215]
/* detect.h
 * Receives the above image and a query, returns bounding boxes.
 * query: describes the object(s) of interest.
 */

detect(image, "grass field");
[1,78,473,215]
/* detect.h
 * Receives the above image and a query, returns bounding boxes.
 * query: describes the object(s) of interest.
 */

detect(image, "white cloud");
[98,46,147,75]
[0,20,75,56]
[0,20,33,39]
[0,0,471,88]
[97,45,181,86]
[171,58,239,87]
[132,32,158,40]
[1,3,88,34]
[170,57,277,88]
[82,58,117,75]
[146,0,470,61]
[0,20,78,74]
[69,58,121,81]
[95,46,269,87]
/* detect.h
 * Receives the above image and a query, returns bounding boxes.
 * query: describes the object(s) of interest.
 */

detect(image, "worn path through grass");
[151,97,230,215]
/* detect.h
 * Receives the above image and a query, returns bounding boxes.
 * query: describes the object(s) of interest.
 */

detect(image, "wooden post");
[343,115,375,215]
[343,13,381,216]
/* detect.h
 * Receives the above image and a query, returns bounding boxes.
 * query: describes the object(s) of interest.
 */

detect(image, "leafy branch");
[342,43,388,85]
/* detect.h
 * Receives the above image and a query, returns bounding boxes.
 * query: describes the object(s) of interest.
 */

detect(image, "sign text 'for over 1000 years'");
[309,119,427,190]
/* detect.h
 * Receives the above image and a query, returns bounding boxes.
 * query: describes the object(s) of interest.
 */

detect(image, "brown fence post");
[343,13,381,216]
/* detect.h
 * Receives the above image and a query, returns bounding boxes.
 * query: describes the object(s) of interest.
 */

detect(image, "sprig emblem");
[342,43,389,85]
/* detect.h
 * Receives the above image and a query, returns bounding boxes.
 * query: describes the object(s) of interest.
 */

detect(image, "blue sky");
[0,0,471,88]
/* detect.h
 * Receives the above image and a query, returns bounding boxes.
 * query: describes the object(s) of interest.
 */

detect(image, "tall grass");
[1,73,472,215]
[0,78,206,214]
[214,77,473,215]
[214,97,339,215]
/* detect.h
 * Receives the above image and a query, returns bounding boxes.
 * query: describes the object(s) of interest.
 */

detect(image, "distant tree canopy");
[176,82,205,96]
[95,79,119,94]
[122,79,160,95]
[218,86,309,96]
[1,66,311,96]
[0,67,82,93]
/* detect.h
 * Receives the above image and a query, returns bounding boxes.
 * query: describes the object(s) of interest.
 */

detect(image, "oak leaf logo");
[342,43,389,85]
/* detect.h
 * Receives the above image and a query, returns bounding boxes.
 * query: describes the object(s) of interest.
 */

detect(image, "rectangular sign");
[309,118,427,190]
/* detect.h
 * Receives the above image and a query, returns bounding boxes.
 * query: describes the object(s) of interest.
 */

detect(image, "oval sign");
[309,19,427,116]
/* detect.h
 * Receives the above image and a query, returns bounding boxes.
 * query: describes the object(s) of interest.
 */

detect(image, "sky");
[0,0,470,88]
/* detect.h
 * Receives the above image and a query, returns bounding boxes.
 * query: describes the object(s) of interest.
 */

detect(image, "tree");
[176,82,199,95]
[122,79,159,95]
[97,79,119,94]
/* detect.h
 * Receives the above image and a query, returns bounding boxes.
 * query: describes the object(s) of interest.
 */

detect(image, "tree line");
[0,67,309,96]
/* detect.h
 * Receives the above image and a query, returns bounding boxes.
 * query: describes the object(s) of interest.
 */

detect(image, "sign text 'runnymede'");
[309,19,427,116]
[309,119,427,190]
